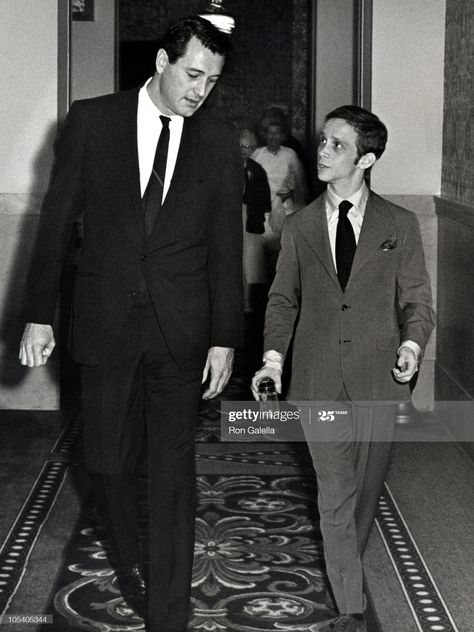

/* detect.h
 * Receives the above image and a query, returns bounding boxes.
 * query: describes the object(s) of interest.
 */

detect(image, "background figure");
[240,128,271,314]
[19,16,243,632]
[256,105,312,186]
[252,121,307,278]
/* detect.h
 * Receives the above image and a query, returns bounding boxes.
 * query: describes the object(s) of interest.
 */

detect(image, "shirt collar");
[138,77,183,125]
[326,181,369,221]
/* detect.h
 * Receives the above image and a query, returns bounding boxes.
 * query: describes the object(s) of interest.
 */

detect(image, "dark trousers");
[82,296,202,632]
[303,391,395,614]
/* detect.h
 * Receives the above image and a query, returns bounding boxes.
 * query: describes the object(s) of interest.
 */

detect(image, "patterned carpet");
[38,378,344,631]
[1,368,381,631]
[47,473,334,631]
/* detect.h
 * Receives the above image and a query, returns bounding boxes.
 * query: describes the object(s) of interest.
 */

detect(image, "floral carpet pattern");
[48,473,334,631]
[48,475,331,632]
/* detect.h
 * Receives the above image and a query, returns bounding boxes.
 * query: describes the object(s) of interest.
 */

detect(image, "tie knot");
[338,200,353,218]
[160,115,171,128]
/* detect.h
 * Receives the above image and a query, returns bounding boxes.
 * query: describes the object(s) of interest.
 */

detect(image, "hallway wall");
[371,0,447,410]
[435,0,474,456]
[0,0,60,409]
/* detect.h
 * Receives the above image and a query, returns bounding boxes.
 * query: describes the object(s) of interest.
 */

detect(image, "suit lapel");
[348,192,395,284]
[296,196,340,290]
[115,88,147,251]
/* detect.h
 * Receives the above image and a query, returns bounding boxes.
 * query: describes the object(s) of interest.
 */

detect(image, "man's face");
[317,118,365,187]
[239,132,256,162]
[266,125,284,152]
[155,36,225,117]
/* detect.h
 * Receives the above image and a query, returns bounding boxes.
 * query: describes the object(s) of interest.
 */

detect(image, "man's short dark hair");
[161,16,232,64]
[325,105,388,160]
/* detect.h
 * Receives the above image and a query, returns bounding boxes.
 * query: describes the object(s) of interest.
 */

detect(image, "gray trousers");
[303,395,395,614]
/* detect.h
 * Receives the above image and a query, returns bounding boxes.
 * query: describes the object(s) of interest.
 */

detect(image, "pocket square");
[380,236,398,251]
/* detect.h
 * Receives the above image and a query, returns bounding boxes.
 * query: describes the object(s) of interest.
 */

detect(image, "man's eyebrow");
[186,66,221,77]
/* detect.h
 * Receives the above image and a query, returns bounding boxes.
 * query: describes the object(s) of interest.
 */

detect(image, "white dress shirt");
[137,78,184,201]
[263,181,420,369]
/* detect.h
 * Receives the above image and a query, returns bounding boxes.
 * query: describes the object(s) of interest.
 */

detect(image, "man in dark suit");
[252,106,434,632]
[19,16,243,632]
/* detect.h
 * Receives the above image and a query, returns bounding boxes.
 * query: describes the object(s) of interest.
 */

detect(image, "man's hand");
[202,346,234,399]
[19,323,55,368]
[251,365,282,401]
[392,345,418,383]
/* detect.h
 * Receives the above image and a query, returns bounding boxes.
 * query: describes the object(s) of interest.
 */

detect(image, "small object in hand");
[258,377,278,402]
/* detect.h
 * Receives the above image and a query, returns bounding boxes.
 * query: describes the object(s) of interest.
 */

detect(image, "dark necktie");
[335,200,356,291]
[143,115,171,237]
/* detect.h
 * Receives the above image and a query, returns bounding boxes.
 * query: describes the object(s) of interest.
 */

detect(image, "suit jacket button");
[140,254,147,261]
[128,290,136,298]
[341,304,351,311]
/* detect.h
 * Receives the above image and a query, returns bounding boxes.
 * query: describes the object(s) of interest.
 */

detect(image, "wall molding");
[435,195,474,229]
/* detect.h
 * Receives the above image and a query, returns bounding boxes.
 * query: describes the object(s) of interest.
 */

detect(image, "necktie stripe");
[151,169,165,187]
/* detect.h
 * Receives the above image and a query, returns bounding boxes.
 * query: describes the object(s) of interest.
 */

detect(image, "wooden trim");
[114,0,119,93]
[309,0,318,144]
[58,0,71,118]
[356,0,372,109]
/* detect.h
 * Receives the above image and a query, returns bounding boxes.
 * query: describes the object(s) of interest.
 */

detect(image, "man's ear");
[155,48,168,74]
[357,152,376,171]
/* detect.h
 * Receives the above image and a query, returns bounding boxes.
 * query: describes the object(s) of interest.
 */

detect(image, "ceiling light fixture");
[199,0,235,34]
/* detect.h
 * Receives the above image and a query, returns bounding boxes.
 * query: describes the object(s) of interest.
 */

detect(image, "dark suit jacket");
[243,157,271,234]
[264,191,434,402]
[24,88,244,370]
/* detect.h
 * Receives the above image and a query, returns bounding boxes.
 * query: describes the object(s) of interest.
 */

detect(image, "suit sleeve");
[263,221,301,358]
[23,101,85,325]
[207,131,244,349]
[396,213,435,354]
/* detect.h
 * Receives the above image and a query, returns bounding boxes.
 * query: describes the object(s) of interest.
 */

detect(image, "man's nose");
[318,144,328,158]
[194,79,207,98]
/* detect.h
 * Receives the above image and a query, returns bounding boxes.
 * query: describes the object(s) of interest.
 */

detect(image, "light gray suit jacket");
[264,191,435,402]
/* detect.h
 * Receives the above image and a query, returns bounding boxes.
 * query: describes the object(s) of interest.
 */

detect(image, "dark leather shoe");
[320,613,367,632]
[118,563,148,619]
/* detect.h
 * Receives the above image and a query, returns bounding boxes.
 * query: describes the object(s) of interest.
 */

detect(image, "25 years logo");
[318,411,335,422]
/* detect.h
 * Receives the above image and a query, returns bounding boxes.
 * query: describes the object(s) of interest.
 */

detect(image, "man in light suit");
[252,105,434,632]
[19,17,243,632]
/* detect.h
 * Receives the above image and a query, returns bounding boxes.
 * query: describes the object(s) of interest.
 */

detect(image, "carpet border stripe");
[0,463,68,615]
[376,482,460,632]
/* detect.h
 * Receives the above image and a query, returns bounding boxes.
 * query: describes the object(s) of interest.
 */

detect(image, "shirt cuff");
[398,340,421,362]
[263,350,284,371]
